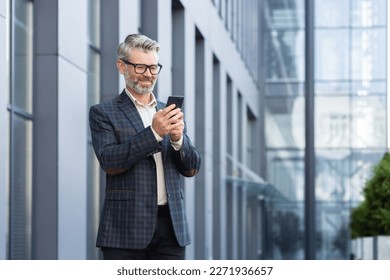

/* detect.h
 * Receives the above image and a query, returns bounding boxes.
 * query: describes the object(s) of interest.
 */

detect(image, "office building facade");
[0,0,263,260]
[0,0,388,260]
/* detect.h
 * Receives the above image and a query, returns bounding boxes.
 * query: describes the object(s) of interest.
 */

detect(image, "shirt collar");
[125,88,157,108]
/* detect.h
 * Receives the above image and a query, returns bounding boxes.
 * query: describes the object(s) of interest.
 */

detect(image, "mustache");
[123,71,157,94]
[126,78,156,95]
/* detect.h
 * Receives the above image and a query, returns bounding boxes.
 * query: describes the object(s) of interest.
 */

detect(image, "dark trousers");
[101,205,185,260]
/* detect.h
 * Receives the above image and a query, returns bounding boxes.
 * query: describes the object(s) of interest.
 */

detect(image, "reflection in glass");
[266,150,304,201]
[351,96,386,148]
[351,29,386,80]
[315,30,349,81]
[266,96,305,149]
[265,0,388,260]
[264,0,305,260]
[351,0,387,27]
[12,0,33,114]
[315,0,350,27]
[9,0,34,260]
[315,96,350,148]
[266,30,304,81]
[10,116,32,259]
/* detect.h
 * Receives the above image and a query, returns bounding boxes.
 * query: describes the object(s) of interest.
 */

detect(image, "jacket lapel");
[116,90,145,133]
[117,91,170,162]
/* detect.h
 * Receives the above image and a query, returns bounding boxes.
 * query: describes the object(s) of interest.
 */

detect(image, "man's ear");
[117,60,126,74]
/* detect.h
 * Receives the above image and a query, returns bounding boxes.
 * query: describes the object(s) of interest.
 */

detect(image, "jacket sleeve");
[89,105,162,175]
[170,133,201,177]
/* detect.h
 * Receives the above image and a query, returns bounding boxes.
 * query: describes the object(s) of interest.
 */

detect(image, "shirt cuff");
[170,135,183,151]
[151,126,163,142]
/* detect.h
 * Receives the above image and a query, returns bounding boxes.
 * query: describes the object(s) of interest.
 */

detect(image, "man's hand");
[152,104,184,139]
[169,114,184,142]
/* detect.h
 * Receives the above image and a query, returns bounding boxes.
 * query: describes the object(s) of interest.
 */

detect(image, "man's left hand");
[169,112,184,142]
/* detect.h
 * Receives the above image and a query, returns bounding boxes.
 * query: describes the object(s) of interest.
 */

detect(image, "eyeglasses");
[121,59,163,75]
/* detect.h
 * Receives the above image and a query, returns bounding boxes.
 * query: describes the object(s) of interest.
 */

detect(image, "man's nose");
[143,68,153,77]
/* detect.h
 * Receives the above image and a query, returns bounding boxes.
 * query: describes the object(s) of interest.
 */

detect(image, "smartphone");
[166,95,184,109]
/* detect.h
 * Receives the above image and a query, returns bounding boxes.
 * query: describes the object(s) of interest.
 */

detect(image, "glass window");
[351,95,387,148]
[351,0,387,27]
[315,0,350,27]
[266,96,305,149]
[246,108,255,169]
[316,201,350,259]
[9,116,32,259]
[316,150,353,202]
[265,30,305,81]
[315,30,350,81]
[88,51,100,109]
[315,148,385,259]
[265,0,305,29]
[315,96,350,148]
[89,0,100,49]
[9,0,33,260]
[351,29,387,80]
[12,0,33,113]
[266,150,305,201]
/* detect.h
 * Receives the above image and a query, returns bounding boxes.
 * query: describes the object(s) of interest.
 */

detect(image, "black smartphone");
[166,95,184,109]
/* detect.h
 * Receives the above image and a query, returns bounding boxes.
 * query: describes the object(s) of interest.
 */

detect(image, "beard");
[125,73,156,95]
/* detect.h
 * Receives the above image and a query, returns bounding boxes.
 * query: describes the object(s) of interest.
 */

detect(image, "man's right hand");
[152,104,183,137]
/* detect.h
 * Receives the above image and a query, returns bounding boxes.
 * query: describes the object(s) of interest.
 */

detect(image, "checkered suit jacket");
[89,90,201,249]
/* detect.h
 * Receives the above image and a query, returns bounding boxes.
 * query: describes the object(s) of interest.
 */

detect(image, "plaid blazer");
[89,90,201,249]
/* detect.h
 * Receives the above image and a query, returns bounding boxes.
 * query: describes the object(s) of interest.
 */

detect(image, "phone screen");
[166,96,184,109]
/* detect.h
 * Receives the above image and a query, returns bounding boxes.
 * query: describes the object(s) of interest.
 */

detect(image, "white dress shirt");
[125,89,182,205]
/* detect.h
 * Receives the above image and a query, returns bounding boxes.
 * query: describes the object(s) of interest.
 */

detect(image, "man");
[89,34,201,260]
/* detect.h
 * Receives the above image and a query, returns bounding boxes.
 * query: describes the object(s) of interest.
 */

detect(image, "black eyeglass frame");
[121,59,163,75]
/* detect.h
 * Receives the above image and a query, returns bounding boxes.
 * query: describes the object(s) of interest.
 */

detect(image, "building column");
[32,0,59,259]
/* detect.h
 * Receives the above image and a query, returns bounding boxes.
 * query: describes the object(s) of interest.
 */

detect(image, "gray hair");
[117,34,160,60]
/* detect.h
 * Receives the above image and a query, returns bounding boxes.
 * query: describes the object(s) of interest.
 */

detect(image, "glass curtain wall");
[264,0,387,259]
[314,0,387,259]
[264,0,305,260]
[9,0,34,259]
